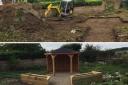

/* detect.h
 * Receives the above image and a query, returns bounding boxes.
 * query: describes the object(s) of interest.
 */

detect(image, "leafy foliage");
[0,44,46,60]
[121,0,128,9]
[7,54,19,70]
[80,44,101,62]
[60,43,82,51]
[38,0,102,8]
[80,44,115,63]
[104,0,115,12]
[79,62,128,85]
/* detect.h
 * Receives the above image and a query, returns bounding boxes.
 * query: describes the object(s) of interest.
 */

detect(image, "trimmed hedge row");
[0,51,45,60]
[39,1,60,8]
[32,0,102,9]
[85,0,102,5]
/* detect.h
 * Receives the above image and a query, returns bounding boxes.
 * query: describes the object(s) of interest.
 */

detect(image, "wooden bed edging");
[70,71,103,85]
[21,73,51,85]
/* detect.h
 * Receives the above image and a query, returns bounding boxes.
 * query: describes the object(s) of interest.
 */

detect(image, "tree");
[0,44,46,70]
[80,44,101,62]
[0,43,46,60]
[2,44,42,52]
[60,43,82,51]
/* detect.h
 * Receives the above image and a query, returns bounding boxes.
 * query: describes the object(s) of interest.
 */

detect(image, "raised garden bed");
[71,71,103,85]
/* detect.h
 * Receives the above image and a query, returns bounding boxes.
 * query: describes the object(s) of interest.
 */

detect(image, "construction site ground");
[0,3,128,42]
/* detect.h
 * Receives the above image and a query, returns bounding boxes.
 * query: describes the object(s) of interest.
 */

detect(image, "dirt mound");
[0,5,128,42]
[0,5,91,42]
[0,5,48,31]
[0,5,52,41]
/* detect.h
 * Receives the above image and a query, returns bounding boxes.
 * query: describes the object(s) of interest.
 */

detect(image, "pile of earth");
[0,4,91,42]
[0,4,128,42]
[0,5,54,42]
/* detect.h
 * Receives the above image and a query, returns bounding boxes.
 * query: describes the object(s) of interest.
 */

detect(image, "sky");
[41,42,128,51]
[0,0,3,5]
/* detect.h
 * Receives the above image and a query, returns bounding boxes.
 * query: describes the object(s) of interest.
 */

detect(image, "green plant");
[28,0,38,3]
[16,9,24,22]
[7,55,19,70]
[122,0,128,9]
[105,1,114,12]
[85,0,102,5]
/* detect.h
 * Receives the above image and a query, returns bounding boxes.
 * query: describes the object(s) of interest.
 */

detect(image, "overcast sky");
[41,42,128,51]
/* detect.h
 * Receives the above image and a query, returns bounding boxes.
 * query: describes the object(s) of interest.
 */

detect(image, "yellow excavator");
[45,0,74,18]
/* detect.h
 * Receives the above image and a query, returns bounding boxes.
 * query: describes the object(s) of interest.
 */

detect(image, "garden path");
[48,73,74,85]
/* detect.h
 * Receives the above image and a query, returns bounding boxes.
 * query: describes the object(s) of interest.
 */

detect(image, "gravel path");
[49,73,73,85]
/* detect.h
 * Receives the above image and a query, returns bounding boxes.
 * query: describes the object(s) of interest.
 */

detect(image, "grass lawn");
[0,66,47,79]
[74,63,128,85]
[80,63,128,74]
[0,63,127,79]
[0,67,47,85]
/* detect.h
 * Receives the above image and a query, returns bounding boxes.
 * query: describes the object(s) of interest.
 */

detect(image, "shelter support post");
[78,54,80,72]
[69,55,73,74]
[51,55,56,76]
[46,55,49,72]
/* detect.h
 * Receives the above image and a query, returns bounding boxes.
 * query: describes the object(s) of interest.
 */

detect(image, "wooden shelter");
[45,48,79,76]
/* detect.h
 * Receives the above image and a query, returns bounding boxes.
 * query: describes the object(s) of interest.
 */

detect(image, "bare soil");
[0,4,128,42]
[85,18,122,42]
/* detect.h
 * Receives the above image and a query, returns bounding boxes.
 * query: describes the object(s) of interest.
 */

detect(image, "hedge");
[85,0,102,5]
[0,51,45,60]
[36,0,102,9]
[122,0,128,9]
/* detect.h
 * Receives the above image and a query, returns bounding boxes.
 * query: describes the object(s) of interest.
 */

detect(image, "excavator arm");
[45,3,61,17]
[45,0,74,18]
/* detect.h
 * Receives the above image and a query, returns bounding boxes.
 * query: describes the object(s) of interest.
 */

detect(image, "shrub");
[85,0,102,6]
[28,0,38,3]
[7,55,19,70]
[122,0,128,9]
[38,0,102,9]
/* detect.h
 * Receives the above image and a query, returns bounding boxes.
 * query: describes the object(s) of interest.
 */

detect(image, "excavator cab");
[45,0,74,18]
[60,0,74,17]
